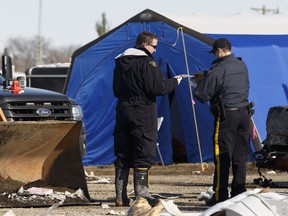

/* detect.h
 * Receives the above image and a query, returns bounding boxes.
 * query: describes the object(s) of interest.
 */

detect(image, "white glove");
[174,75,182,85]
[190,80,198,88]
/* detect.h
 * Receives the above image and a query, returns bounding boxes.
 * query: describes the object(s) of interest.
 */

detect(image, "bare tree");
[96,12,110,36]
[3,37,39,71]
[2,36,79,72]
[46,45,77,63]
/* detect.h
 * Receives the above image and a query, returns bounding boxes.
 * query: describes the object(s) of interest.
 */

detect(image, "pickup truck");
[0,55,86,156]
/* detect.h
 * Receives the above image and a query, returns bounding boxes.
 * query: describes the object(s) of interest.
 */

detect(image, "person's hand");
[174,75,182,85]
[193,72,204,82]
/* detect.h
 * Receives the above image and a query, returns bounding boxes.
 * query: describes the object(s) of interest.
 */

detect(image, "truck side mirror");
[1,55,14,89]
[2,55,13,80]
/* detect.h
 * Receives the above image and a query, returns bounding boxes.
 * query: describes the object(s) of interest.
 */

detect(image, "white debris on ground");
[38,199,65,216]
[85,170,111,184]
[9,186,86,204]
[159,199,202,216]
[197,186,214,201]
[159,189,288,216]
[3,209,16,216]
[199,188,288,216]
[197,186,233,202]
[101,203,110,209]
[3,199,66,216]
[26,187,53,195]
[107,210,126,215]
[267,170,277,174]
[1,171,110,216]
[2,187,87,216]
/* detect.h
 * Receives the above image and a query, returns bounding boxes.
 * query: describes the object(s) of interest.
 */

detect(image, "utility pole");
[36,0,43,65]
[251,5,279,15]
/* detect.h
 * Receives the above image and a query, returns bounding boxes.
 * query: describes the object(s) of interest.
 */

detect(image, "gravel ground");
[0,163,288,216]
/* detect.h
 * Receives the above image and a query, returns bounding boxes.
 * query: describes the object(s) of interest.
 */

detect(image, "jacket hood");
[115,48,150,72]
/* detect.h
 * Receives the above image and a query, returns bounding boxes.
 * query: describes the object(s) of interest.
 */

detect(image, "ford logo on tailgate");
[36,108,52,117]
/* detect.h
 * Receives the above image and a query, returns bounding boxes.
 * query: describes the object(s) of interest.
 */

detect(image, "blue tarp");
[65,9,288,166]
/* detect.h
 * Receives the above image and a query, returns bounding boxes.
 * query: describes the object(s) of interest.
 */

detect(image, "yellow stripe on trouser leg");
[214,116,221,201]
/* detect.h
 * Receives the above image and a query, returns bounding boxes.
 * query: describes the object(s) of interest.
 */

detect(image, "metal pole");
[179,27,205,171]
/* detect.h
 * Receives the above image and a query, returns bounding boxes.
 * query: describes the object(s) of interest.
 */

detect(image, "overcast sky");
[0,0,287,51]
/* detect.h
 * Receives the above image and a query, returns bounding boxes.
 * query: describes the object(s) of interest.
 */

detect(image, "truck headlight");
[71,105,83,121]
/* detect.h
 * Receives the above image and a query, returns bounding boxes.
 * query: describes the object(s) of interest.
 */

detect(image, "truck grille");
[4,101,72,121]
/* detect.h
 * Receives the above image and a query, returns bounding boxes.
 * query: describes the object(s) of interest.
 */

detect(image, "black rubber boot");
[133,168,159,207]
[115,168,133,206]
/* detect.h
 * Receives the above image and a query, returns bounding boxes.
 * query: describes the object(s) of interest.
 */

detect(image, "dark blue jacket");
[194,54,249,111]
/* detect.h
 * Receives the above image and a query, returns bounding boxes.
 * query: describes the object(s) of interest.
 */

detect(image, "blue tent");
[64,9,288,166]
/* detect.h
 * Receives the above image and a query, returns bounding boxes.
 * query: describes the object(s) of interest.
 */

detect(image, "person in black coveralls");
[194,38,250,206]
[113,31,182,206]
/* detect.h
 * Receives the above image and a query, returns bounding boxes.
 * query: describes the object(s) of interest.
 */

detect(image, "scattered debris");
[101,203,110,208]
[38,199,64,216]
[0,179,90,208]
[151,193,181,199]
[199,188,288,216]
[107,210,126,215]
[85,170,111,184]
[192,171,201,175]
[3,210,16,216]
[160,199,183,216]
[197,186,214,201]
[25,187,53,196]
[267,170,277,175]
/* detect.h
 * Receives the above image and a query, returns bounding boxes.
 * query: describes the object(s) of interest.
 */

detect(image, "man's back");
[217,55,249,108]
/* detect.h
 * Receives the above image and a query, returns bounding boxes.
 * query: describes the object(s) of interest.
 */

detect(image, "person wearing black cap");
[193,38,250,206]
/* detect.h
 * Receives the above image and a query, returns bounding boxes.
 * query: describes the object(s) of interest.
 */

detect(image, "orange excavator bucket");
[0,121,91,199]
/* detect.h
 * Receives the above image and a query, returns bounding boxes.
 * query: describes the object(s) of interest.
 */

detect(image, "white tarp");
[164,12,288,34]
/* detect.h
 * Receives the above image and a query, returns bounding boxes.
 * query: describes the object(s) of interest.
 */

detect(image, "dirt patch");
[0,163,287,216]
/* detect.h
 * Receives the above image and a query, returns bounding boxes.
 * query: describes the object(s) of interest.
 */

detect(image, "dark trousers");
[114,100,157,168]
[212,107,250,201]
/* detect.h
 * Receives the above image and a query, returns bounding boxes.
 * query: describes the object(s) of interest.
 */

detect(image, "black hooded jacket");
[113,47,178,167]
[113,47,177,103]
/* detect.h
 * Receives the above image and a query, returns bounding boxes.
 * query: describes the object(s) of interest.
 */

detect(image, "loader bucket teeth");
[0,121,90,199]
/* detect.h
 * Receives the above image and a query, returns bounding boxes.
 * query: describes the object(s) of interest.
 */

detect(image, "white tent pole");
[177,27,205,171]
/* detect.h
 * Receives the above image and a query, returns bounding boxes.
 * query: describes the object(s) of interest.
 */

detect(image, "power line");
[251,5,279,15]
[36,0,43,65]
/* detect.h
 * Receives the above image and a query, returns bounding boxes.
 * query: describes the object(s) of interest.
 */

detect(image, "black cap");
[209,38,231,54]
